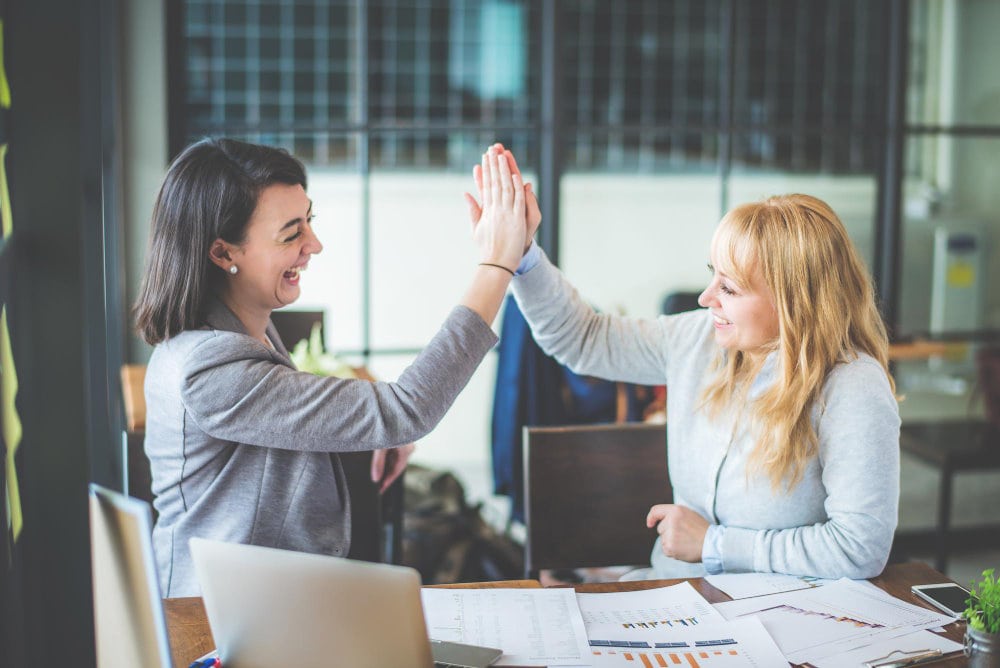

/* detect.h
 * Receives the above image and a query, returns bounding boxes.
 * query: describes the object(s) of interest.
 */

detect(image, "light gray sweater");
[145,298,497,596]
[511,250,900,579]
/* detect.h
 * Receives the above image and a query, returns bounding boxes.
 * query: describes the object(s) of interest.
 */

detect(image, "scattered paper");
[714,578,958,665]
[421,587,591,666]
[706,572,833,599]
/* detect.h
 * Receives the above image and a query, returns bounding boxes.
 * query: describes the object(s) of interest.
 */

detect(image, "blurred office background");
[2,1,1000,665]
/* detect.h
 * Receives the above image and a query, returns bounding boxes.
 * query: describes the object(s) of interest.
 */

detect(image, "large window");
[169,0,1000,494]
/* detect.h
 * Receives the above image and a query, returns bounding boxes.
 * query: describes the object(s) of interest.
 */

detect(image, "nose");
[697,283,716,309]
[304,222,323,255]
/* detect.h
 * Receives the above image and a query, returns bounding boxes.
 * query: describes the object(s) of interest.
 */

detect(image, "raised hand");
[465,143,540,254]
[470,147,527,272]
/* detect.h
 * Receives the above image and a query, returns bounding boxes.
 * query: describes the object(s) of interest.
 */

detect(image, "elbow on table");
[831,540,892,580]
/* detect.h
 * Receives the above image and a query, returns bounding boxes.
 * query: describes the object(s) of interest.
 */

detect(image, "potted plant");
[965,568,1000,667]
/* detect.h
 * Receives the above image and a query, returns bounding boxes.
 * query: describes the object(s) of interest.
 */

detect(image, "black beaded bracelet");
[479,262,515,277]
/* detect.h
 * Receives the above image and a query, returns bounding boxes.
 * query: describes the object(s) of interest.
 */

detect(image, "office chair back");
[522,422,670,578]
[270,309,325,351]
[661,291,702,316]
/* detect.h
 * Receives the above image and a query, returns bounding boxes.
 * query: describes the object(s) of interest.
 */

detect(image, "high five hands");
[646,503,711,563]
[465,143,542,256]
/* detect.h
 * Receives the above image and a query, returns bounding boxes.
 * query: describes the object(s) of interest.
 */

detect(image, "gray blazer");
[145,297,497,596]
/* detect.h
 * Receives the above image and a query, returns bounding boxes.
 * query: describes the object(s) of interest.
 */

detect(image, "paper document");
[583,617,788,667]
[421,587,591,666]
[575,581,726,631]
[810,629,963,668]
[713,578,958,665]
[705,572,832,599]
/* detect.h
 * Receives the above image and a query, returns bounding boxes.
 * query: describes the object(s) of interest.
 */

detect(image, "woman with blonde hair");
[473,145,899,578]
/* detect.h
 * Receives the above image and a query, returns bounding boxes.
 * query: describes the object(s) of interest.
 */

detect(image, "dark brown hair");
[133,138,307,344]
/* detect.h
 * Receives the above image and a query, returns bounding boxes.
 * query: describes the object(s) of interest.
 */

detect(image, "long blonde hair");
[700,194,894,490]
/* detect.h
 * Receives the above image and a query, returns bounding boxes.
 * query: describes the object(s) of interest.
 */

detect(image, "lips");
[283,264,307,281]
[712,313,732,326]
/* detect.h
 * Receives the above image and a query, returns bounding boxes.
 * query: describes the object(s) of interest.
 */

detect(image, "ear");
[208,238,236,272]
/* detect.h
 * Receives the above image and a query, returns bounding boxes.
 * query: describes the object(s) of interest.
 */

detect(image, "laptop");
[90,484,500,668]
[189,537,503,668]
[88,483,173,668]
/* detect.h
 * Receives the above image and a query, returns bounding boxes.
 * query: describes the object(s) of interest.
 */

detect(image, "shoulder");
[824,352,892,393]
[657,308,716,354]
[817,351,898,426]
[151,328,276,384]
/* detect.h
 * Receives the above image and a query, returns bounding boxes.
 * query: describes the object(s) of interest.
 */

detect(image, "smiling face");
[697,227,779,357]
[214,183,323,326]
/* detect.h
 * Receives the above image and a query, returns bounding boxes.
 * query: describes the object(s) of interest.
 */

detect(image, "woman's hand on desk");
[371,443,415,494]
[646,504,710,563]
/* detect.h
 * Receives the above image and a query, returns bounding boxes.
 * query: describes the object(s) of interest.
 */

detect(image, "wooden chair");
[120,364,155,510]
[522,422,671,579]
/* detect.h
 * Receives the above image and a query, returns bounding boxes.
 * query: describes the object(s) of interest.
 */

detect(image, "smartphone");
[911,582,972,617]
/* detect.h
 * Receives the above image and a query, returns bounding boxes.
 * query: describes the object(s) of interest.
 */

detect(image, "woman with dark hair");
[134,138,527,596]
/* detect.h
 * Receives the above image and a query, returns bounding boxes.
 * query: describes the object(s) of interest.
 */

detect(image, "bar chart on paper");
[584,619,789,667]
[576,582,726,630]
[590,641,748,667]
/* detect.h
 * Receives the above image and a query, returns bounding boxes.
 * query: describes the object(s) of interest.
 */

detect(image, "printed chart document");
[583,617,788,667]
[420,587,591,666]
[713,578,957,665]
[575,581,726,631]
[705,572,832,600]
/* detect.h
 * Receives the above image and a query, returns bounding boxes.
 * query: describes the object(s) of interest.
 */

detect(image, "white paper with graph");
[572,583,788,667]
[705,572,833,600]
[713,578,957,665]
[575,582,726,631]
[582,617,787,667]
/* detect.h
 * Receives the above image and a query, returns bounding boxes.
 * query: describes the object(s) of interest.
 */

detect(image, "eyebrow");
[279,200,313,232]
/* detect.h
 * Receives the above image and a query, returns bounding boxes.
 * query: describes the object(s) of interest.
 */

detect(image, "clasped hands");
[646,503,711,563]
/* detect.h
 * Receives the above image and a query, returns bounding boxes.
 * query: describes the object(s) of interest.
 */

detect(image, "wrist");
[478,261,515,277]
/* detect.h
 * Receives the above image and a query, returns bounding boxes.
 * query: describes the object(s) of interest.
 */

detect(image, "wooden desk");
[164,563,967,667]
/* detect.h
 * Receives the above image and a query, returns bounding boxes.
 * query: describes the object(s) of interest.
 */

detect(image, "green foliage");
[966,568,1000,635]
[289,323,356,379]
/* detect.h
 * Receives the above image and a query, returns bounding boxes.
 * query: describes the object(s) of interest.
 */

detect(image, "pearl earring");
[229,265,238,275]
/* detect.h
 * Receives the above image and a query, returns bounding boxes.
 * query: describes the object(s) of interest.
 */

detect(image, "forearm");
[182,306,497,451]
[719,514,896,579]
[459,264,514,325]
[511,249,668,385]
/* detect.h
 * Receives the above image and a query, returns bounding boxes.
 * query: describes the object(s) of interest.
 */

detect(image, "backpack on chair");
[401,465,523,584]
